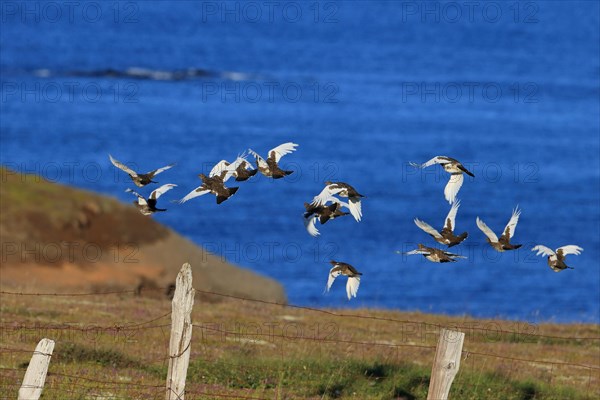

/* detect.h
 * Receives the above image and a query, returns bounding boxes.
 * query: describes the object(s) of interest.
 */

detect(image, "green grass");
[1,280,598,399]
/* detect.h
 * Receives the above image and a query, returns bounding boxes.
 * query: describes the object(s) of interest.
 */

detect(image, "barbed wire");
[1,287,598,398]
[2,288,599,341]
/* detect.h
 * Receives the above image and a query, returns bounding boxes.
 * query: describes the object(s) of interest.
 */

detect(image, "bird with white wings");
[212,152,257,182]
[410,156,474,204]
[303,202,350,237]
[531,245,583,272]
[248,142,298,179]
[178,161,240,205]
[401,244,466,263]
[476,206,522,252]
[109,154,175,187]
[414,200,468,247]
[325,261,362,300]
[126,184,176,215]
[310,181,365,222]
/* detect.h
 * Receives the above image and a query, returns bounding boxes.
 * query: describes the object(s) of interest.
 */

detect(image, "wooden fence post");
[427,328,465,400]
[166,263,195,400]
[18,338,55,400]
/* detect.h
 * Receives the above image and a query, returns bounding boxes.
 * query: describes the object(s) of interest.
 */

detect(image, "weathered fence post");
[427,328,465,400]
[18,338,55,400]
[166,263,195,400]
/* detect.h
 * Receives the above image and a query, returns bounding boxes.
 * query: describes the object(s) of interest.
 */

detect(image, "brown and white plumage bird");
[401,244,466,263]
[325,261,362,300]
[303,202,350,237]
[126,184,176,215]
[211,153,257,182]
[248,142,298,179]
[109,154,175,187]
[310,181,365,222]
[414,200,468,247]
[476,207,522,252]
[178,161,239,204]
[531,245,583,272]
[410,156,474,204]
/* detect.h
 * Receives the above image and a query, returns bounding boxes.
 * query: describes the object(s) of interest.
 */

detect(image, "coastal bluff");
[0,167,286,303]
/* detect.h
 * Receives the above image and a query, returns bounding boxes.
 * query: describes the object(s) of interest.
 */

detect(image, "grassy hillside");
[0,166,286,302]
[0,287,598,399]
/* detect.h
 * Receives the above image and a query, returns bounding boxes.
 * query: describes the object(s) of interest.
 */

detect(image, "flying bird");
[325,261,362,300]
[476,207,522,252]
[303,202,350,237]
[310,181,365,222]
[410,156,474,204]
[414,200,468,247]
[248,142,298,179]
[109,154,175,187]
[178,162,239,205]
[401,244,466,263]
[212,153,257,182]
[125,184,176,215]
[531,245,583,272]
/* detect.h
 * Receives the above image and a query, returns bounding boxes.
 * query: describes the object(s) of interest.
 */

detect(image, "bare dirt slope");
[0,167,286,302]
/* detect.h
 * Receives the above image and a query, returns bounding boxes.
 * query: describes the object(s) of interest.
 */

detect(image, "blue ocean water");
[1,1,599,322]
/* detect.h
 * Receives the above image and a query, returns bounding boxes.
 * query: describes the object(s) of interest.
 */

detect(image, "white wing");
[503,206,521,239]
[444,173,463,204]
[268,142,298,163]
[209,160,230,178]
[347,198,362,222]
[443,251,467,259]
[404,249,430,256]
[311,185,345,207]
[414,218,442,239]
[109,154,138,176]
[409,156,450,169]
[230,155,249,170]
[531,245,555,257]
[445,200,460,231]
[150,184,176,200]
[326,268,342,292]
[476,217,499,243]
[149,163,175,176]
[303,215,320,237]
[346,276,360,300]
[125,188,146,206]
[557,245,583,256]
[178,187,210,204]
[248,148,268,169]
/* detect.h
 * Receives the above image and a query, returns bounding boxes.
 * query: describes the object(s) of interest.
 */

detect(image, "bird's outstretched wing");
[178,187,210,204]
[531,245,555,257]
[311,184,345,207]
[326,266,343,292]
[150,184,177,200]
[347,198,362,222]
[248,148,268,169]
[303,215,320,237]
[125,188,146,205]
[109,154,138,177]
[403,248,431,256]
[476,217,499,242]
[444,173,463,204]
[409,156,450,169]
[414,218,442,239]
[209,160,231,179]
[445,200,460,231]
[502,206,521,239]
[443,250,466,259]
[557,245,583,256]
[268,142,298,163]
[346,276,360,300]
[147,163,175,177]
